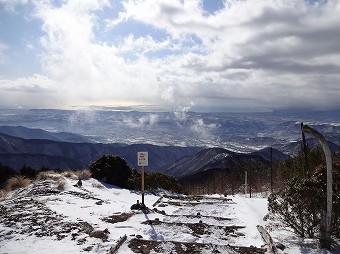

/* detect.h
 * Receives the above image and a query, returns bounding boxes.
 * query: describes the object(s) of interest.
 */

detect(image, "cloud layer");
[0,0,339,111]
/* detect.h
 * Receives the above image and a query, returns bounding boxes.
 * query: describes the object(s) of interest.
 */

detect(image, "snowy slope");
[0,174,338,254]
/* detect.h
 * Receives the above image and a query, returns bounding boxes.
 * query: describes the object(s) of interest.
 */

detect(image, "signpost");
[138,152,148,205]
[245,171,247,195]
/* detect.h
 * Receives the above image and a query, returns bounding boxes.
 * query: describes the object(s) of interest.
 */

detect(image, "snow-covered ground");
[0,174,338,253]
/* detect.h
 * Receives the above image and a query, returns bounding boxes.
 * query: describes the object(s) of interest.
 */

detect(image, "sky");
[0,0,339,112]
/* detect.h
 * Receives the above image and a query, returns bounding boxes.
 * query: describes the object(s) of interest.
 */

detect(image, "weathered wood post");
[138,152,148,205]
[301,123,333,249]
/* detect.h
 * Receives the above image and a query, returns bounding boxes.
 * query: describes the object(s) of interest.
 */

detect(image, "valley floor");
[0,174,338,253]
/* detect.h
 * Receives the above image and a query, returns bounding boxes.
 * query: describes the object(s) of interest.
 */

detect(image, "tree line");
[181,147,340,242]
[0,154,181,193]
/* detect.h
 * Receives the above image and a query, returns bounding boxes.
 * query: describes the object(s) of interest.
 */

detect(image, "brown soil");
[102,212,135,224]
[128,238,266,254]
[141,219,245,236]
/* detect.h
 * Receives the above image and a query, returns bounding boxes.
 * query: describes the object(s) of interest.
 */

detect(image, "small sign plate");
[138,152,148,166]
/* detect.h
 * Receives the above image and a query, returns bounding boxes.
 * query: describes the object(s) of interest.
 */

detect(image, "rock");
[276,243,285,250]
[89,229,109,242]
[130,201,147,211]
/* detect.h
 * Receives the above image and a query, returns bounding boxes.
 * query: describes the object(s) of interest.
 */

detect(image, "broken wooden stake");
[257,225,278,254]
[109,234,127,254]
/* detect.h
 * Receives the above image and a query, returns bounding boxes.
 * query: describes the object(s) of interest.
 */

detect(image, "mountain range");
[0,130,202,173]
[1,109,339,153]
[1,125,338,180]
[0,125,92,143]
[0,108,339,180]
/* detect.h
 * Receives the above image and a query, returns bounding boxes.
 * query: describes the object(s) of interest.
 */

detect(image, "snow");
[231,195,269,247]
[1,175,339,253]
[1,236,83,254]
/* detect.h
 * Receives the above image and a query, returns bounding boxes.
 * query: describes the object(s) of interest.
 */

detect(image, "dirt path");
[124,195,267,253]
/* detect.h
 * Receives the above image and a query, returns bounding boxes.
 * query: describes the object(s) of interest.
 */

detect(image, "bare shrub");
[78,170,92,180]
[62,170,91,180]
[67,170,92,180]
[92,182,105,189]
[35,171,50,181]
[56,179,66,191]
[36,170,62,181]
[62,170,75,179]
[5,176,31,192]
[0,189,7,200]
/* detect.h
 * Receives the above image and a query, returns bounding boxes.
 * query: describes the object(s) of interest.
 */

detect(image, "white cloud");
[0,74,53,92]
[123,114,159,128]
[120,34,170,54]
[0,0,340,111]
[190,118,218,139]
[173,105,193,121]
[68,108,97,125]
[0,74,61,108]
[107,0,340,110]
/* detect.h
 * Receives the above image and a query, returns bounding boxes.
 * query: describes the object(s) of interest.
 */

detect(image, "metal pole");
[249,158,252,198]
[301,122,310,178]
[245,170,247,195]
[141,165,145,205]
[301,123,333,249]
[270,146,273,192]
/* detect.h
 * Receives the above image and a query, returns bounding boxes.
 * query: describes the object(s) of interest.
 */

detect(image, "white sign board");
[138,152,148,166]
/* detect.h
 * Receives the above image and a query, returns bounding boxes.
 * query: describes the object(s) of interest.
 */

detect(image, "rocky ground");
[0,176,273,253]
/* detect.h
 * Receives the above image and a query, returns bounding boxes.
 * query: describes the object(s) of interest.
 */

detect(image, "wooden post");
[109,234,127,254]
[301,123,333,249]
[257,225,278,253]
[138,151,148,206]
[141,165,145,205]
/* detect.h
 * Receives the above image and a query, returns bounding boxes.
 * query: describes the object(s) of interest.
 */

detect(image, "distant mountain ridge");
[0,126,92,143]
[0,125,339,179]
[273,138,340,155]
[0,132,202,172]
[1,109,339,153]
[161,147,289,179]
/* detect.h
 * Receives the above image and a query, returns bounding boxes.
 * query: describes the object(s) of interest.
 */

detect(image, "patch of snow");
[1,175,339,253]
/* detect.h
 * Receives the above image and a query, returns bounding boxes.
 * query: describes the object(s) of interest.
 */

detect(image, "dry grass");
[1,169,92,196]
[92,182,105,189]
[56,179,66,191]
[4,176,31,192]
[62,169,92,180]
[0,189,7,199]
[36,171,63,181]
[75,169,92,180]
[62,171,75,179]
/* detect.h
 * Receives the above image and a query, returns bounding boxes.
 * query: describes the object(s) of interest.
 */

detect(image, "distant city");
[0,109,339,153]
